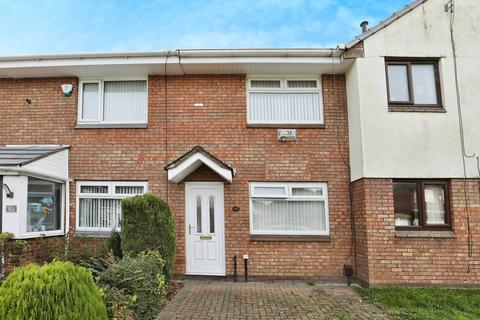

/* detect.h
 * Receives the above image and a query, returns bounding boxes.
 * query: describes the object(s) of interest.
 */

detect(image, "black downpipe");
[233,255,237,282]
[244,257,248,282]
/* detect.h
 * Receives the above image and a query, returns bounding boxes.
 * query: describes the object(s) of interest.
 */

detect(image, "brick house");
[0,0,479,286]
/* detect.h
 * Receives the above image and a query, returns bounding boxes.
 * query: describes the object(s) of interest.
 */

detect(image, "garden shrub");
[109,229,123,259]
[0,261,107,320]
[121,194,176,280]
[102,285,135,320]
[97,250,167,320]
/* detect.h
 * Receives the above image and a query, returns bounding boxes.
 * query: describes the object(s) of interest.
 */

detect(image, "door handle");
[189,224,193,235]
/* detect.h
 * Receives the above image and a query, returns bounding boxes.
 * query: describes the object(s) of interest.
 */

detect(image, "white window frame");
[77,77,148,125]
[21,177,67,238]
[75,181,148,233]
[249,182,329,236]
[247,76,324,125]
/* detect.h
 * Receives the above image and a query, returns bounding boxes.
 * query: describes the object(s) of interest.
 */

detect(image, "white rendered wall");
[347,0,480,180]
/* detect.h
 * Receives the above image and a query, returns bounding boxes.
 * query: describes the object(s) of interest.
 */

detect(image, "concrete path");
[157,280,389,320]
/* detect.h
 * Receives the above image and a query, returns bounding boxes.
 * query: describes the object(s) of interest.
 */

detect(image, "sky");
[0,0,412,55]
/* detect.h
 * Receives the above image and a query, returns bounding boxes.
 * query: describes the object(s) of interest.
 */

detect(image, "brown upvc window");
[385,59,442,108]
[393,180,450,230]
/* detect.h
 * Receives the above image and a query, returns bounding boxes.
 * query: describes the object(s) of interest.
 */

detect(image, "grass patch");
[355,287,480,320]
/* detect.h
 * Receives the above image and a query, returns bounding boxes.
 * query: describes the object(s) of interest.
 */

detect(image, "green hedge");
[121,194,176,280]
[0,261,107,320]
[98,250,167,320]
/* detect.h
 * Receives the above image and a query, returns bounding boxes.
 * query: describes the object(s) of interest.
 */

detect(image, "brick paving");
[157,280,389,320]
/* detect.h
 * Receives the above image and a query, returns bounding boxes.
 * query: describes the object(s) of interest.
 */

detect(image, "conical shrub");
[0,261,108,320]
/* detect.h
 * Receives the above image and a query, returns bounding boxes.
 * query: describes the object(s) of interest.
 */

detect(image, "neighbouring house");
[0,0,478,286]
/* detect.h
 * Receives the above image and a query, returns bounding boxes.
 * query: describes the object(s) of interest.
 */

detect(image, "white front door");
[185,182,225,275]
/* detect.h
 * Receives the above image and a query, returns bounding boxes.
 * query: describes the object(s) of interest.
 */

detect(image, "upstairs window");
[393,180,450,230]
[386,59,442,108]
[76,181,147,232]
[247,77,323,126]
[78,79,147,125]
[249,182,329,235]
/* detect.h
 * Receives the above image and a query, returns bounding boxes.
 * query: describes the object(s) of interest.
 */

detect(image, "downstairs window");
[249,182,329,235]
[76,181,147,232]
[393,180,450,229]
[27,178,63,233]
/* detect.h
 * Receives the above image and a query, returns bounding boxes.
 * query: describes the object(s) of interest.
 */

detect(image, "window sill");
[250,234,331,242]
[388,106,446,113]
[247,123,325,128]
[75,230,112,238]
[75,123,148,129]
[13,231,65,240]
[395,230,455,238]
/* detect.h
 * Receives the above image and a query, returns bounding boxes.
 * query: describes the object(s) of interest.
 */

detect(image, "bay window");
[249,182,329,235]
[76,181,147,232]
[27,178,63,233]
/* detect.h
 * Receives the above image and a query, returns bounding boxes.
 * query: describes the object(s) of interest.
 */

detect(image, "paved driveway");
[157,281,388,320]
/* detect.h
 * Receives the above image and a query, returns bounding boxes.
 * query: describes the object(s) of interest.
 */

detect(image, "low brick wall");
[3,235,108,275]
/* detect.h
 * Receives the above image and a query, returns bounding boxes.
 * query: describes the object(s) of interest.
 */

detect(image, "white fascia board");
[167,153,232,183]
[0,166,69,183]
[0,48,343,69]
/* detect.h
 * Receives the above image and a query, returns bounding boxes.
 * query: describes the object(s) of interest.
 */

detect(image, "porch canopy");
[165,146,235,183]
[0,145,70,181]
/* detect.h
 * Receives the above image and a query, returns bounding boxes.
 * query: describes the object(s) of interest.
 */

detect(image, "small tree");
[121,194,176,280]
[0,261,108,320]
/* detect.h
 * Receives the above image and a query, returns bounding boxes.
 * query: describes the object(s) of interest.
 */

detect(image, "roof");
[0,145,70,166]
[345,0,429,49]
[165,146,235,183]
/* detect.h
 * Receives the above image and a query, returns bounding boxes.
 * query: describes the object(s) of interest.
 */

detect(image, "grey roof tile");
[345,0,429,49]
[0,145,69,166]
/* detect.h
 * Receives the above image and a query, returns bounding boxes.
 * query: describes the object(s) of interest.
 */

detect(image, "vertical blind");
[79,198,122,229]
[103,80,147,122]
[249,92,322,122]
[252,200,326,233]
[115,186,144,194]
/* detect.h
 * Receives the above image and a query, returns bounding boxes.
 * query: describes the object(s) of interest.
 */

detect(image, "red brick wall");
[0,75,353,279]
[352,178,480,286]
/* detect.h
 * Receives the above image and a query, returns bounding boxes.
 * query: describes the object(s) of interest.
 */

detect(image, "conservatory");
[0,145,69,238]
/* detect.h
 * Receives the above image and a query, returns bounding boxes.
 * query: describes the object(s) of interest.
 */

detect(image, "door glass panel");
[209,196,215,233]
[196,195,202,233]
